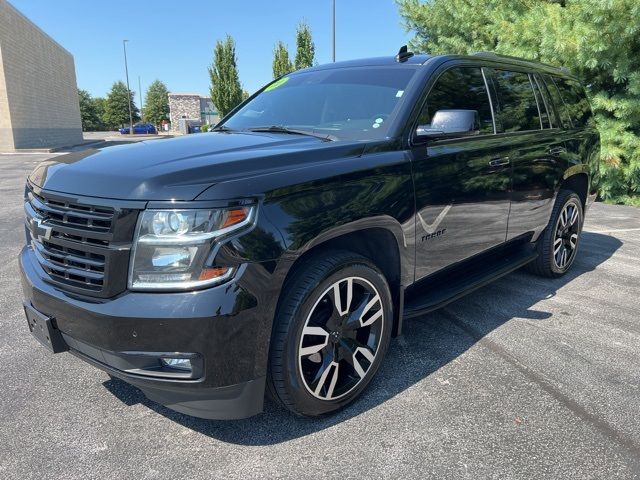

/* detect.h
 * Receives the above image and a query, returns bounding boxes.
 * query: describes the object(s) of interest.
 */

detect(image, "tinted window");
[531,75,551,128]
[541,74,571,129]
[553,77,592,128]
[418,67,494,135]
[491,70,541,132]
[223,67,417,141]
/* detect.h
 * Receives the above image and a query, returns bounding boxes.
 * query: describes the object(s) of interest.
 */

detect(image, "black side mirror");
[415,109,480,140]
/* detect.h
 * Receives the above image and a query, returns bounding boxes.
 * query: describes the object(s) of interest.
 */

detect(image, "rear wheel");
[268,251,392,416]
[527,189,583,277]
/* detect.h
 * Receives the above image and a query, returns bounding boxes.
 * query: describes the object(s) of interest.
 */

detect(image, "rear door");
[410,64,512,280]
[486,68,567,241]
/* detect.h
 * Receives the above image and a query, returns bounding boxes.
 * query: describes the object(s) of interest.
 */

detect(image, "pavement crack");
[441,308,640,465]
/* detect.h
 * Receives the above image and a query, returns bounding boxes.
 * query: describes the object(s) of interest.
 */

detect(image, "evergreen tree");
[208,35,243,117]
[272,41,293,78]
[397,0,640,203]
[144,80,170,126]
[103,81,140,129]
[294,21,315,70]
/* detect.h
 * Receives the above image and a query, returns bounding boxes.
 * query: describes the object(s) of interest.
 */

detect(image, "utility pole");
[122,40,134,134]
[332,0,336,62]
[138,76,143,122]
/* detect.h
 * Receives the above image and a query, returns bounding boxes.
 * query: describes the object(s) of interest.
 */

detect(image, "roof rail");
[472,51,571,75]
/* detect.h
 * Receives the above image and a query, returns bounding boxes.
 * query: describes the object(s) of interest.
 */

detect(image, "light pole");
[138,76,143,122]
[122,40,134,134]
[332,0,336,62]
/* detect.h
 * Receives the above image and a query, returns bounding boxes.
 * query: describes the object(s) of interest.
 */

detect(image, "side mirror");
[415,109,480,140]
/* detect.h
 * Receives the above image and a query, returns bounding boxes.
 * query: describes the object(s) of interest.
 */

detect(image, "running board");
[403,246,538,319]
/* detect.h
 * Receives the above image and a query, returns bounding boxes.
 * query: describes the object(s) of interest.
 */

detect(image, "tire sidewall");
[281,261,393,416]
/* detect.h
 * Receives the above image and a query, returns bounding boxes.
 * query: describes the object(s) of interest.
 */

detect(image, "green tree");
[294,21,315,70]
[94,97,106,129]
[143,80,170,126]
[208,35,243,117]
[272,41,293,78]
[78,89,102,131]
[103,81,140,129]
[397,0,640,203]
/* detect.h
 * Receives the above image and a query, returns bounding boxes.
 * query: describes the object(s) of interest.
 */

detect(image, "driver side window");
[418,67,494,135]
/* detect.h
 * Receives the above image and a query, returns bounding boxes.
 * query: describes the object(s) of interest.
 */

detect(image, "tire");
[527,189,584,278]
[267,250,393,417]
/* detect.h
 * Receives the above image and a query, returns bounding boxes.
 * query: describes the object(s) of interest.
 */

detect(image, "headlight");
[128,205,256,290]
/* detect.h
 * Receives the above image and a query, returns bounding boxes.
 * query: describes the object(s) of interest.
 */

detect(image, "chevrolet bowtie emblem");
[32,217,52,242]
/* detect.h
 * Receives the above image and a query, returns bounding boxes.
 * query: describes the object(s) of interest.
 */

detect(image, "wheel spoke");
[569,233,578,249]
[299,326,329,357]
[313,360,340,399]
[554,237,563,255]
[560,208,568,228]
[351,346,375,378]
[560,248,568,267]
[359,293,382,327]
[569,205,579,226]
[332,278,353,316]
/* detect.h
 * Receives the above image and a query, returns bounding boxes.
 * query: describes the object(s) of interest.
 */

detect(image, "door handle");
[488,157,510,167]
[549,146,567,155]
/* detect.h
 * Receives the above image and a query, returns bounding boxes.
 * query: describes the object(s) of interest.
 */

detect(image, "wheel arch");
[277,223,407,337]
[560,170,589,208]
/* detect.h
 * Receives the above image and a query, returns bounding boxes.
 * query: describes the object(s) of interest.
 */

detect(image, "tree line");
[79,79,169,131]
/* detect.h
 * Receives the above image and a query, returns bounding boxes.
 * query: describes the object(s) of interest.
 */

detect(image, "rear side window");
[491,70,542,132]
[541,74,571,129]
[418,67,494,135]
[553,77,592,128]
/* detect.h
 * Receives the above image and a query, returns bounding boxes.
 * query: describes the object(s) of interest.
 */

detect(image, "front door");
[410,65,511,280]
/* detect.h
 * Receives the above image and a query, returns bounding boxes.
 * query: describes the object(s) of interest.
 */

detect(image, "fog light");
[160,357,192,372]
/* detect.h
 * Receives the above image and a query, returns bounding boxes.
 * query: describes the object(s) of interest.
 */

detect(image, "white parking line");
[586,228,640,233]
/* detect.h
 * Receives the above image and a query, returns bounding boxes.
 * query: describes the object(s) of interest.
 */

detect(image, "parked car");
[20,49,599,420]
[119,123,157,135]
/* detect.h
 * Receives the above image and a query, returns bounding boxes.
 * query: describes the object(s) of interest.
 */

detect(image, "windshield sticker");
[265,77,289,92]
[375,118,384,124]
[372,123,380,128]
[396,90,404,98]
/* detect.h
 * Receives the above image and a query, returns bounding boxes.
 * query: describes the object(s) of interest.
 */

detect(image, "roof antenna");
[396,45,414,62]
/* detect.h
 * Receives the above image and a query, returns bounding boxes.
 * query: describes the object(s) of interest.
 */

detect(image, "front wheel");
[268,251,392,416]
[527,189,583,277]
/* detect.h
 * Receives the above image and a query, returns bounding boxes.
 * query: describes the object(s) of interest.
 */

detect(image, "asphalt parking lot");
[1,150,639,479]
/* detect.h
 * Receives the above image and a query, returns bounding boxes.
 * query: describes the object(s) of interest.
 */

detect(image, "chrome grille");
[24,184,142,298]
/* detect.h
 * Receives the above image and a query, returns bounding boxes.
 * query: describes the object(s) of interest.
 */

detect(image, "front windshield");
[222,66,418,141]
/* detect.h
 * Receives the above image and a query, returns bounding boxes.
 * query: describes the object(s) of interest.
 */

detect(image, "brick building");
[168,93,219,132]
[0,0,82,151]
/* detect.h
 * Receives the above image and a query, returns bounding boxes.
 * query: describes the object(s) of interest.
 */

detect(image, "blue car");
[119,123,157,135]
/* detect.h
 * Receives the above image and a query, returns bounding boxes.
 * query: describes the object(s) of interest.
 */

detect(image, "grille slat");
[25,185,139,297]
[28,191,114,233]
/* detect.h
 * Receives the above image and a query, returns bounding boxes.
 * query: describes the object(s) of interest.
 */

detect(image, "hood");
[28,132,363,201]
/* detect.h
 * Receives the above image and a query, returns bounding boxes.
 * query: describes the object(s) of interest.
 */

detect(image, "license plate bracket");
[24,302,69,353]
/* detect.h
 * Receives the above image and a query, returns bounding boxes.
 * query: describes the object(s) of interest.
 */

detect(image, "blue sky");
[10,0,411,104]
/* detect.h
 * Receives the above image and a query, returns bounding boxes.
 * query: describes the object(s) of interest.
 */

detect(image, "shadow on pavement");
[102,231,622,445]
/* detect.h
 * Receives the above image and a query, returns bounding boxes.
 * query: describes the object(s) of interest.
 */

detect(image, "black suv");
[20,50,599,419]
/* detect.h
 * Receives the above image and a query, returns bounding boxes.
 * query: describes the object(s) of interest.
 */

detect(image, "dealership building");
[0,0,82,151]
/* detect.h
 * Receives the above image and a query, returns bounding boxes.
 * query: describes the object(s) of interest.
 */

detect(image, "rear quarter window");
[552,77,593,128]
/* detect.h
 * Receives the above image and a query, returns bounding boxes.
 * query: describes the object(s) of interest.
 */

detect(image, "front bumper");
[19,245,278,420]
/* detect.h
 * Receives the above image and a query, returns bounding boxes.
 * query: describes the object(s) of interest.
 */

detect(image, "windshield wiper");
[211,125,236,132]
[247,125,336,142]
